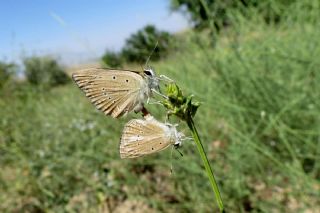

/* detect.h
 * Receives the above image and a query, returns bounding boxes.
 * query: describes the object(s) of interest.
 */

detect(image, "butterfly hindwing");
[120,118,173,158]
[72,68,147,118]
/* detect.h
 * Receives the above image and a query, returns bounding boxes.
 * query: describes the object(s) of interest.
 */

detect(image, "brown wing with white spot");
[120,118,173,158]
[72,68,147,118]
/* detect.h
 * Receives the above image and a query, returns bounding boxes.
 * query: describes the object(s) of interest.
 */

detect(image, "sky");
[0,0,189,65]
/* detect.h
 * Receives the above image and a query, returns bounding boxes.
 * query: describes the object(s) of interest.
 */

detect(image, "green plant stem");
[186,118,224,212]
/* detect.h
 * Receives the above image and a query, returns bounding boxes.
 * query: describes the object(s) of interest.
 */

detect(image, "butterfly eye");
[144,70,152,76]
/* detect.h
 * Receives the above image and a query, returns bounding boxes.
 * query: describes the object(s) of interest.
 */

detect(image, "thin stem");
[186,118,224,212]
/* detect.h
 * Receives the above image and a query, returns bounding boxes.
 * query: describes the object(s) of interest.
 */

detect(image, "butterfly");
[120,115,184,158]
[72,68,159,118]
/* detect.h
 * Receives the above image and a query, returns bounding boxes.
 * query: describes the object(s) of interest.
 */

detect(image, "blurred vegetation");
[101,25,173,67]
[170,0,299,32]
[0,61,17,89]
[121,25,172,63]
[101,50,123,68]
[1,0,320,212]
[24,56,69,87]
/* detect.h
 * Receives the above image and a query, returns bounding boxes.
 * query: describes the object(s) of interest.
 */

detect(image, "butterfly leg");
[165,113,170,123]
[151,88,168,99]
[140,106,150,117]
[147,100,163,106]
[159,74,174,83]
[134,103,145,114]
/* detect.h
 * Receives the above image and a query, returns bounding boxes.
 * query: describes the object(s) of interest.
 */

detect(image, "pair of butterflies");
[72,68,184,158]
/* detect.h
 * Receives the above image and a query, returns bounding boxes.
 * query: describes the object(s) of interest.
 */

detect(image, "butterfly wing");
[72,68,148,118]
[120,118,173,158]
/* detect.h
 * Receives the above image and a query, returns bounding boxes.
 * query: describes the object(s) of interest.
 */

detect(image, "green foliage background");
[1,0,320,212]
[101,25,173,67]
[0,62,17,89]
[24,56,69,87]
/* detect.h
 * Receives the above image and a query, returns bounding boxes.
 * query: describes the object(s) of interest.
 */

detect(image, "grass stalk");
[186,118,224,212]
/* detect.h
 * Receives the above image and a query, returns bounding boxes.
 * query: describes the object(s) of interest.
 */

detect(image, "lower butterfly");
[72,68,159,118]
[120,115,184,158]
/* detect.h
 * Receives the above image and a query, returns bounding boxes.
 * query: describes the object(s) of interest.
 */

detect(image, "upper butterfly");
[72,68,159,118]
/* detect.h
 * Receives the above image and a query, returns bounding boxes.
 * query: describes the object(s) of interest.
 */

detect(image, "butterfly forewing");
[72,68,147,118]
[120,118,173,158]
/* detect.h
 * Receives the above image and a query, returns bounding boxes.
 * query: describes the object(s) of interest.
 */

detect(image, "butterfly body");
[72,68,159,118]
[120,115,183,158]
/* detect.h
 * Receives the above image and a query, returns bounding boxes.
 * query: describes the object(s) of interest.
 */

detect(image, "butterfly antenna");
[140,64,144,71]
[170,143,183,174]
[145,40,159,68]
[176,148,184,157]
[170,145,175,174]
[50,12,97,59]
